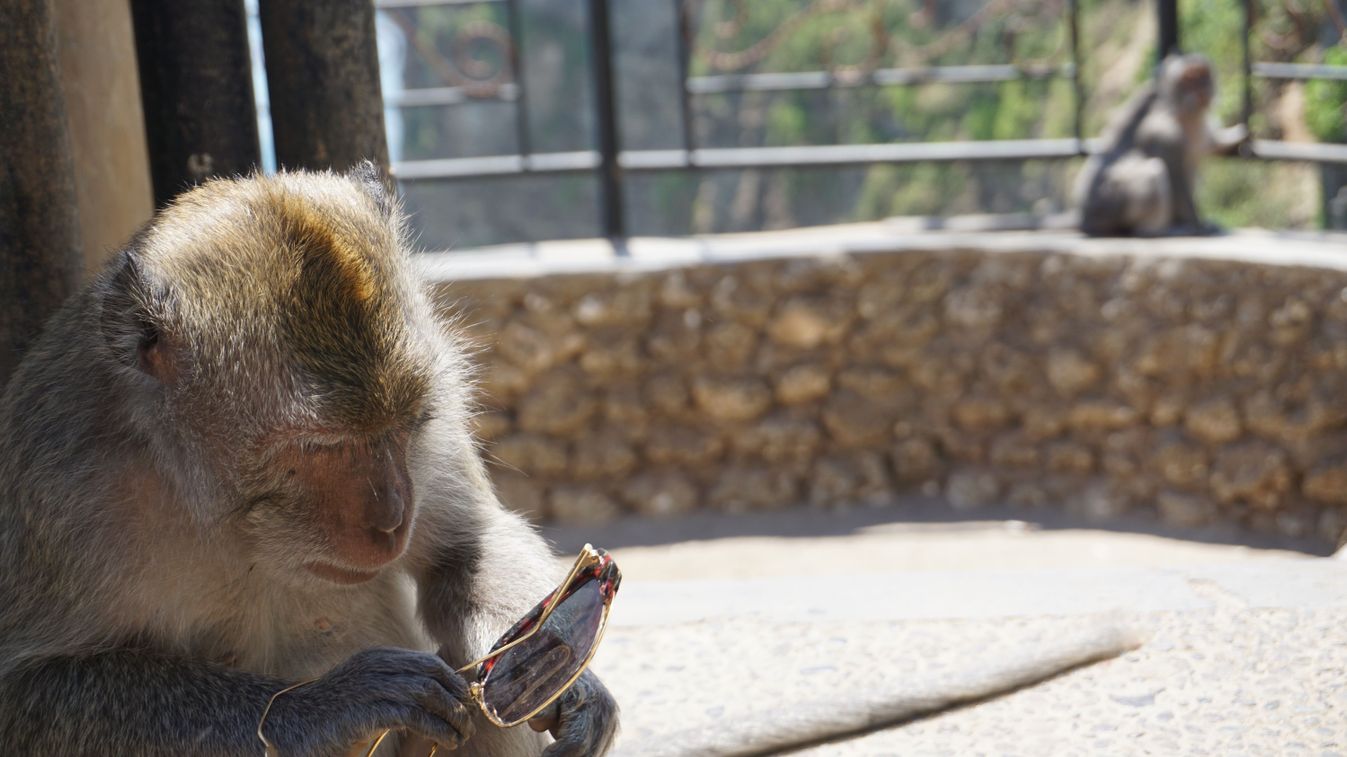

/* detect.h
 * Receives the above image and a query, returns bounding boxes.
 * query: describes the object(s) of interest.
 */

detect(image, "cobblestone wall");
[435,242,1347,545]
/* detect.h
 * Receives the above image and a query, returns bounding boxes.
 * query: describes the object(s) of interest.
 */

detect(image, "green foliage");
[685,2,1096,224]
[766,99,808,144]
[1178,0,1245,122]
[392,0,1339,238]
[1198,159,1319,229]
[1177,0,1347,228]
[1306,47,1347,142]
[690,0,1338,231]
[691,1,1339,230]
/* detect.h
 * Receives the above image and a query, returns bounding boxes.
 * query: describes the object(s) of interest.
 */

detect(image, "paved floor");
[544,504,1347,756]
[789,602,1347,756]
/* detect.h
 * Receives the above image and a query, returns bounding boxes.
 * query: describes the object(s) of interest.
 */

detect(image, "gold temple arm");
[257,678,320,756]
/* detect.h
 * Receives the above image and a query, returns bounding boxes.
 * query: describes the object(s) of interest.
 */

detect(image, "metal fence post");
[1157,0,1180,61]
[587,0,626,241]
[1241,0,1253,128]
[1067,0,1084,153]
[675,0,697,162]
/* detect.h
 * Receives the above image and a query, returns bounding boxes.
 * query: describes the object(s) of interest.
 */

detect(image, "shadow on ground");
[543,495,1332,557]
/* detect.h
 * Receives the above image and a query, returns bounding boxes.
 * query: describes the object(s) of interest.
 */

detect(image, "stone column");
[130,0,261,207]
[0,0,82,386]
[259,0,389,173]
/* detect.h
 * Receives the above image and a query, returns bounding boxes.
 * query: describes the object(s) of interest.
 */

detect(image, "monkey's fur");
[1075,53,1247,236]
[0,166,617,756]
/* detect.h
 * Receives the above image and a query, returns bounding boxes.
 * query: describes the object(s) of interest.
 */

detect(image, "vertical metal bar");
[1156,0,1180,61]
[504,0,533,163]
[587,0,626,240]
[675,0,697,164]
[1067,0,1084,152]
[1241,0,1253,129]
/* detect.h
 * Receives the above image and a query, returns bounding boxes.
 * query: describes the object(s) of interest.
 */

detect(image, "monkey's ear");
[101,249,175,384]
[347,160,396,218]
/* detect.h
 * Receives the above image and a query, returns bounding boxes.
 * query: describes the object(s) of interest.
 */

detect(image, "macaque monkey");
[0,165,617,756]
[1075,53,1248,236]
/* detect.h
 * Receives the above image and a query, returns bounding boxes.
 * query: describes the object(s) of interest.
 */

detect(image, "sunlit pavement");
[544,503,1347,756]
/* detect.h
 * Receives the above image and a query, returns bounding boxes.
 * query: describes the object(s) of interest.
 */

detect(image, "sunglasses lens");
[480,576,606,724]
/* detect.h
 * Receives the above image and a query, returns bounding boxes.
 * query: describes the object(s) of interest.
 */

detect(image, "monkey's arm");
[0,649,291,754]
[0,646,473,755]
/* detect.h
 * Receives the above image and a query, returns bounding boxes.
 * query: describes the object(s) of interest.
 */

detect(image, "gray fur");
[0,167,616,755]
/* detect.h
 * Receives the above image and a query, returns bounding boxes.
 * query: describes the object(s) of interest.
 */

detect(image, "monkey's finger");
[540,675,619,757]
[416,653,473,701]
[398,705,471,753]
[527,701,560,733]
[413,679,477,744]
[541,712,617,757]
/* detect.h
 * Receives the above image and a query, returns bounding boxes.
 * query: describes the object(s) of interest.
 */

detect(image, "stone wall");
[428,231,1347,546]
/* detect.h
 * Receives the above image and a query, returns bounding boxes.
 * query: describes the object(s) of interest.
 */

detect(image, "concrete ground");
[543,501,1347,756]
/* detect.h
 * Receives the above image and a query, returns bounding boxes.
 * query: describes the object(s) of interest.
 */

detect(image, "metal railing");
[378,0,1347,241]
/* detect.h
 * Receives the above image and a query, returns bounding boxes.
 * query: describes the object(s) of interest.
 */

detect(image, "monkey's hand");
[527,669,620,757]
[1213,123,1250,155]
[265,647,476,755]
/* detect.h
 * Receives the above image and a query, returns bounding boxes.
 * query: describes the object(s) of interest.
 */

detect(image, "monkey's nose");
[369,486,405,534]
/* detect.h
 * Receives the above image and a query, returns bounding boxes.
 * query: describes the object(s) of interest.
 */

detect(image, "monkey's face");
[248,427,420,586]
[225,370,434,587]
[230,176,433,587]
[1180,66,1213,111]
[1165,54,1215,114]
[116,168,440,588]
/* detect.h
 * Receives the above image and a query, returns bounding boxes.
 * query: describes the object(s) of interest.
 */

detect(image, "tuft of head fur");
[103,166,442,449]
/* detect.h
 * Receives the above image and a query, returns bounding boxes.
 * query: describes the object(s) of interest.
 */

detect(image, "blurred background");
[258,0,1347,248]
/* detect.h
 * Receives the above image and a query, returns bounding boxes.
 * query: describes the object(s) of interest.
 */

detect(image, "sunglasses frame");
[359,543,619,756]
[462,542,618,727]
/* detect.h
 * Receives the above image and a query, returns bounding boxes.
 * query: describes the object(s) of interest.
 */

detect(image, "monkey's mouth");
[305,561,382,585]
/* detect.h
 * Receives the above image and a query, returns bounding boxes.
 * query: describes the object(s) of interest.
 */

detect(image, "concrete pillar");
[0,0,82,385]
[52,0,154,276]
[260,0,389,172]
[131,0,261,207]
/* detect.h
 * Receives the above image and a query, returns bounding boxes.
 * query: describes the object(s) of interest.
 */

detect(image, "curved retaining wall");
[427,227,1347,546]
